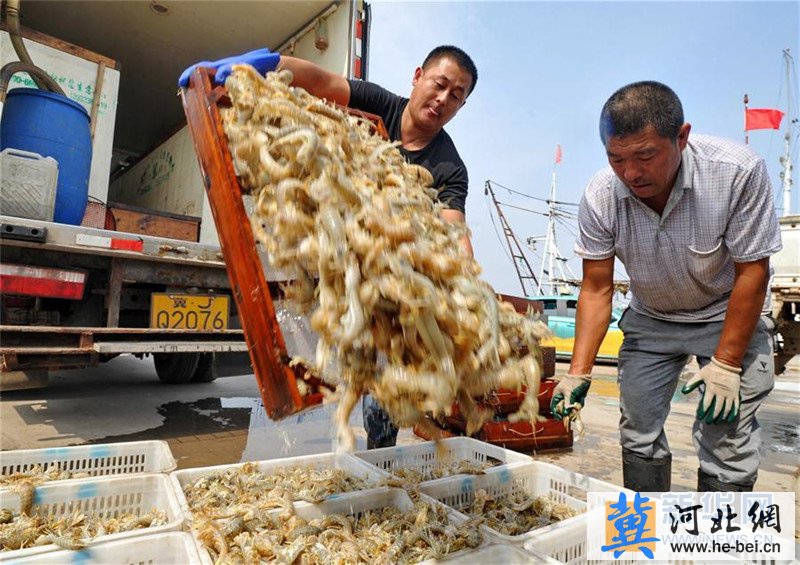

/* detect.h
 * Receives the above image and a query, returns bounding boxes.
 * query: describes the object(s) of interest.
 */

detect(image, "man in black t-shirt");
[279,45,477,257]
[279,46,478,449]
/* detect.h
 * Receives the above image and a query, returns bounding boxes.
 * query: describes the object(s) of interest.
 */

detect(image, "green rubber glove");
[681,356,741,424]
[550,374,592,421]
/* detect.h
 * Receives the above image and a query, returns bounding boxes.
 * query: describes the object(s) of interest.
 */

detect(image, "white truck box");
[108,0,357,247]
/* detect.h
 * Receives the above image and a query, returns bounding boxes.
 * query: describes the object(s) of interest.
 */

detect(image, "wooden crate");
[414,414,573,453]
[108,202,200,242]
[497,293,543,315]
[541,345,556,378]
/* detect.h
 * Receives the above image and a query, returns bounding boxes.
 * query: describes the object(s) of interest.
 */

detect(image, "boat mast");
[532,147,576,295]
[484,180,540,297]
[779,48,796,216]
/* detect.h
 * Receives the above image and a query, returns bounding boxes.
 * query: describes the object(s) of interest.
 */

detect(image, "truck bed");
[0,215,248,370]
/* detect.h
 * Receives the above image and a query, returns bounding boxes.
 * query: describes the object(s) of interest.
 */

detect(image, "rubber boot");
[622,449,672,492]
[697,468,754,492]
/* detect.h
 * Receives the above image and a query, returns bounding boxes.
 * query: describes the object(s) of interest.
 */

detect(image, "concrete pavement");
[1,355,797,495]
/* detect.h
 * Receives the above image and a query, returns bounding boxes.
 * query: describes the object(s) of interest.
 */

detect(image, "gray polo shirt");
[575,134,782,322]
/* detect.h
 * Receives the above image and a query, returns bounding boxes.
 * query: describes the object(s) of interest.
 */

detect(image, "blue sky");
[364,1,800,297]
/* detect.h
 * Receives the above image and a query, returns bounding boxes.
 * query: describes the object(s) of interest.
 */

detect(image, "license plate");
[150,293,229,330]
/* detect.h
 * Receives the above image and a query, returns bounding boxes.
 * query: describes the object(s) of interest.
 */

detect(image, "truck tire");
[191,353,217,383]
[153,353,200,384]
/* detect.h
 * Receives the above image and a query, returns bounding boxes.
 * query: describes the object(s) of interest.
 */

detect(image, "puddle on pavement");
[93,396,366,469]
[768,421,800,455]
[89,387,799,471]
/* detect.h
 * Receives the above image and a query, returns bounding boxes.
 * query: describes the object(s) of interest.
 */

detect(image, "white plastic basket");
[0,474,184,561]
[0,441,177,485]
[419,461,625,546]
[437,543,558,564]
[5,532,202,564]
[521,514,695,565]
[522,517,590,564]
[190,487,481,565]
[354,437,532,482]
[170,451,389,524]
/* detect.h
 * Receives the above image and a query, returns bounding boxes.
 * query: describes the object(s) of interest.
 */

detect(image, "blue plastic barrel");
[1,88,92,225]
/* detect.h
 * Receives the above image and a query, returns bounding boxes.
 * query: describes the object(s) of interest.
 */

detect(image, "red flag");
[555,144,562,164]
[745,108,785,131]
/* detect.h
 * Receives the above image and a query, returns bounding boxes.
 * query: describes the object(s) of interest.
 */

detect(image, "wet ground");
[1,355,798,494]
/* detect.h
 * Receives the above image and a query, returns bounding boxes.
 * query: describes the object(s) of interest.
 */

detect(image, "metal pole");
[547,170,557,293]
[781,49,795,216]
[485,180,540,296]
[536,172,554,294]
[744,93,749,145]
[782,133,793,216]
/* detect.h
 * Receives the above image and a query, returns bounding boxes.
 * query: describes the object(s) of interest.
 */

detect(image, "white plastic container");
[0,440,177,484]
[0,473,184,561]
[521,516,695,565]
[189,487,480,565]
[354,437,532,483]
[0,148,58,222]
[522,518,591,564]
[170,452,389,523]
[5,532,202,564]
[440,543,558,564]
[419,461,626,546]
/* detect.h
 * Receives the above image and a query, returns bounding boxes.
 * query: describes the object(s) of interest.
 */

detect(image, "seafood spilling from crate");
[193,493,483,564]
[467,488,579,535]
[0,465,91,487]
[0,507,168,551]
[182,462,370,512]
[221,65,550,448]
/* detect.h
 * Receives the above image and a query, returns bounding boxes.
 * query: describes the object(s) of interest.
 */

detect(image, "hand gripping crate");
[419,461,625,547]
[170,452,389,524]
[0,474,184,561]
[0,441,177,485]
[190,487,483,565]
[5,532,203,564]
[353,437,532,483]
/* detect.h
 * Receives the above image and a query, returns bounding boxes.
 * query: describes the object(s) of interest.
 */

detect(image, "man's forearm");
[277,56,350,106]
[569,258,615,374]
[441,208,473,258]
[570,290,613,374]
[458,234,474,258]
[714,259,770,367]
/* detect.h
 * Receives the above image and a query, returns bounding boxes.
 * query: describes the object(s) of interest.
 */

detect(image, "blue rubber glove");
[178,48,281,88]
[550,374,592,421]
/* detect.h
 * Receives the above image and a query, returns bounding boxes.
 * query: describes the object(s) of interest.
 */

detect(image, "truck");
[771,214,799,375]
[0,0,370,390]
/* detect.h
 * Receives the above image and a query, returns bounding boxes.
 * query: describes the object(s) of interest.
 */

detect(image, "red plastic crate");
[477,417,573,452]
[416,412,573,453]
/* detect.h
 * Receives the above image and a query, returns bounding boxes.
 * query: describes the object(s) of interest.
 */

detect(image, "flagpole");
[743,93,749,145]
[780,48,794,216]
